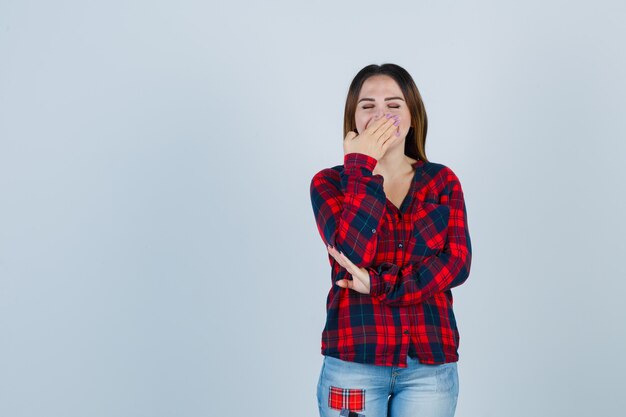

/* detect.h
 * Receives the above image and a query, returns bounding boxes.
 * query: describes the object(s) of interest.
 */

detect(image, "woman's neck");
[372,148,415,180]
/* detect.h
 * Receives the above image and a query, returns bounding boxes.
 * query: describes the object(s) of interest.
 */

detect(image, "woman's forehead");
[359,76,402,97]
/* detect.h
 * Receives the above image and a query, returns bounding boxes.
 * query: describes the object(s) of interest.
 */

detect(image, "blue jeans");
[316,355,459,417]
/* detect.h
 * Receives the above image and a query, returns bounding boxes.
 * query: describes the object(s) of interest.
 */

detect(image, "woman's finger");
[355,271,370,291]
[372,117,396,142]
[339,254,358,275]
[337,277,369,294]
[333,250,356,273]
[367,114,395,137]
[363,114,386,132]
[327,246,346,267]
[381,131,400,151]
[335,279,350,289]
[328,246,341,258]
[328,248,366,286]
[376,117,399,143]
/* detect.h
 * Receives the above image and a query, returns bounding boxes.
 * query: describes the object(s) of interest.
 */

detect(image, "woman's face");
[354,75,411,139]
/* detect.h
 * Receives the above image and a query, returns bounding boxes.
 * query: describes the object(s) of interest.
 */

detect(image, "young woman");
[309,63,472,417]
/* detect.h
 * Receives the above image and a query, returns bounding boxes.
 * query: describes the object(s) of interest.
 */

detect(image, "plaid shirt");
[310,152,472,367]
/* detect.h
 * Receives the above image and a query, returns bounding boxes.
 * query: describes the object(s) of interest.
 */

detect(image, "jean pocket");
[436,361,458,393]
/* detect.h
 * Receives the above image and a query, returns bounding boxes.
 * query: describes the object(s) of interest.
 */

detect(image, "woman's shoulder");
[419,159,460,177]
[312,163,342,179]
[416,160,467,199]
[310,164,342,192]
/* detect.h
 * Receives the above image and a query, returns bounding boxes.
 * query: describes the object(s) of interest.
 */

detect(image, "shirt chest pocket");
[410,202,450,258]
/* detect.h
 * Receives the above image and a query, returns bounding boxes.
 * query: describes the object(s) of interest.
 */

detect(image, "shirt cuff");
[368,262,398,298]
[368,268,384,297]
[344,153,378,172]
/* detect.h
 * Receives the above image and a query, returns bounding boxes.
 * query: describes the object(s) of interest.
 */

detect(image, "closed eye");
[362,105,400,109]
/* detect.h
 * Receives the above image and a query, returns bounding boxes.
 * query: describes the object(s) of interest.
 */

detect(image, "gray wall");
[1,1,625,416]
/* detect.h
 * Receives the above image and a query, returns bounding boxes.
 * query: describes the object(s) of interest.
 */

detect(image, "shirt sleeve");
[368,168,472,306]
[310,152,386,268]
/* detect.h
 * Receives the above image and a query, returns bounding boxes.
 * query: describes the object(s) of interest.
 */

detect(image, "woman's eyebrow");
[358,96,405,103]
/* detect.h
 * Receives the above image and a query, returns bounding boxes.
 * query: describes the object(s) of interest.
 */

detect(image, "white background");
[1,1,625,416]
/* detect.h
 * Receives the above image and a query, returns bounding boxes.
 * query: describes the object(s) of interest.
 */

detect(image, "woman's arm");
[367,168,472,306]
[310,152,386,268]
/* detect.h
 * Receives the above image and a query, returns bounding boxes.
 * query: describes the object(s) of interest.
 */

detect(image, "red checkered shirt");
[310,152,472,367]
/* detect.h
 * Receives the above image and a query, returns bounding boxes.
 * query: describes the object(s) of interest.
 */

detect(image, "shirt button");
[371,228,376,233]
[403,329,410,335]
[398,243,403,248]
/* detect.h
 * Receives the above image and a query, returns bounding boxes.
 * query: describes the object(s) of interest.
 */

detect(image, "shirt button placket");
[397,242,404,262]
[401,328,410,365]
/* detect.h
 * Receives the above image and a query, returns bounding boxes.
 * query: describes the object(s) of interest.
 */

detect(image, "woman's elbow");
[450,248,472,288]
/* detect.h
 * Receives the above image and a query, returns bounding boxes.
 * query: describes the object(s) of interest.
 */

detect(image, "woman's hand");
[326,245,371,294]
[343,113,401,161]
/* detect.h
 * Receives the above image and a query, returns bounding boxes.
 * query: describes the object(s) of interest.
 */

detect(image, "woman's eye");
[362,105,400,109]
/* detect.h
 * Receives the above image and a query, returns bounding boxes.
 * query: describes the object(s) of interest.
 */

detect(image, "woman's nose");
[372,111,385,121]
